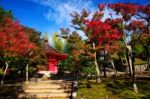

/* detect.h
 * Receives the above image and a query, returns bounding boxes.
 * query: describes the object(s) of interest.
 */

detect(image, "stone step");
[25,88,72,92]
[25,89,67,93]
[26,82,72,87]
[27,80,72,85]
[25,85,71,90]
[26,85,62,89]
[19,80,73,99]
[18,93,70,99]
[26,83,71,86]
[27,80,64,84]
[24,85,71,90]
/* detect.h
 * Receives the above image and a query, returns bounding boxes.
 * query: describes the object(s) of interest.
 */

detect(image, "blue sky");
[0,0,150,39]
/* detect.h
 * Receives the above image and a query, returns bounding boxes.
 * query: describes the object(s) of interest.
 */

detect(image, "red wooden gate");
[48,59,58,74]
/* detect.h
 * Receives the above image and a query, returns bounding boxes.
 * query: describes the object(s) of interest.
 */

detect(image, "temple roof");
[44,41,67,60]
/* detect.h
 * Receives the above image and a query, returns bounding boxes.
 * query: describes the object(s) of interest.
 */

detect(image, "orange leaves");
[105,42,121,53]
[140,33,150,45]
[72,49,81,61]
[109,3,138,15]
[127,20,145,31]
[109,3,139,21]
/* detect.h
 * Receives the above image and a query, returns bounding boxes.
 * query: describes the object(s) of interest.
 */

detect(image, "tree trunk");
[94,60,101,83]
[127,45,138,93]
[25,51,33,83]
[103,51,107,78]
[1,61,9,86]
[110,59,117,76]
[126,46,132,76]
[93,42,101,83]
[132,57,138,93]
[128,52,133,76]
[26,63,29,83]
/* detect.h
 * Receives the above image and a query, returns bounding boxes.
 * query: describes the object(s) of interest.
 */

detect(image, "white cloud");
[28,0,96,26]
[48,35,53,46]
[26,0,98,40]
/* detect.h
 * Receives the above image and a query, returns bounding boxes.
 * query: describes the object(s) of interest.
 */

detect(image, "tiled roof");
[44,41,67,60]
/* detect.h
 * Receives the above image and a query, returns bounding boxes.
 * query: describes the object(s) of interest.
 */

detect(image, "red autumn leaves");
[82,3,150,53]
[109,3,150,46]
[109,3,139,15]
[0,17,35,56]
[84,19,122,52]
[109,3,150,19]
[128,20,145,31]
[84,19,122,43]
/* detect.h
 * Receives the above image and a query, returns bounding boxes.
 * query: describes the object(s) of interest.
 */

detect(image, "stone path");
[18,80,72,99]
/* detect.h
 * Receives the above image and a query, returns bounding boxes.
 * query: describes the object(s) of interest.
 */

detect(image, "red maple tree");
[108,3,150,93]
[83,4,123,53]
[0,17,35,56]
[108,3,150,65]
[0,17,35,85]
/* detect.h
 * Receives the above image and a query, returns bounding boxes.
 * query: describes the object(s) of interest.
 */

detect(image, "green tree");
[0,6,14,22]
[52,32,65,52]
[60,29,86,78]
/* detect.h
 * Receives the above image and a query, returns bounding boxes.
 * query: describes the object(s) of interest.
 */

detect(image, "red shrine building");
[44,40,67,74]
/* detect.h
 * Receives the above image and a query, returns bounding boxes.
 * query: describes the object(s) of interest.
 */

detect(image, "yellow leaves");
[140,33,150,45]
[111,53,119,60]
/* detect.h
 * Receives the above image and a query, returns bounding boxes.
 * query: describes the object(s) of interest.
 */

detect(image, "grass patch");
[105,79,143,99]
[77,78,150,99]
[77,80,118,99]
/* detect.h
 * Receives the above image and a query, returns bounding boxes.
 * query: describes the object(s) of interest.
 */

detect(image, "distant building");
[44,40,67,74]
